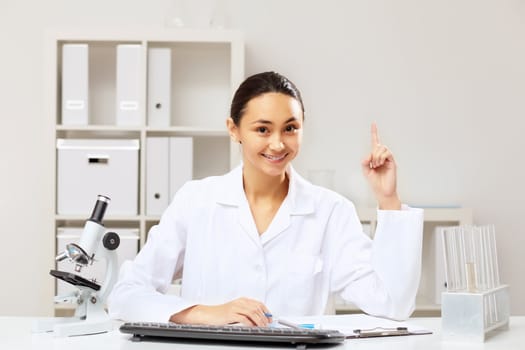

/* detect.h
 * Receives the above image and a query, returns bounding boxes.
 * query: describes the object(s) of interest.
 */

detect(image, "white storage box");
[55,227,139,296]
[57,139,139,216]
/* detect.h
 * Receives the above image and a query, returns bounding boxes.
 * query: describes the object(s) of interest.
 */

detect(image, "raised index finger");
[371,122,380,146]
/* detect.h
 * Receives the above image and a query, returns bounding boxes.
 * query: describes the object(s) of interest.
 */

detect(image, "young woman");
[108,72,423,326]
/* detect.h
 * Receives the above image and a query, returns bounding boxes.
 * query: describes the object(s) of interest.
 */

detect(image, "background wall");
[1,0,524,316]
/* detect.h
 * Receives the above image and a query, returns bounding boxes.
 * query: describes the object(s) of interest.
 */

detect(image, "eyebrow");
[251,117,298,125]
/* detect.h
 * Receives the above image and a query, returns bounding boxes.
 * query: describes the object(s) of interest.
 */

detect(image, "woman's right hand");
[169,297,272,326]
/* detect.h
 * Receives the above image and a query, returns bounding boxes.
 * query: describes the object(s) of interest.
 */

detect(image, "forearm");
[108,276,195,322]
[371,206,424,319]
[377,193,401,210]
[107,256,193,322]
[170,305,201,323]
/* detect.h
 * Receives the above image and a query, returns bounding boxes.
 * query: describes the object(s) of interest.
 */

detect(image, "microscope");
[34,195,120,337]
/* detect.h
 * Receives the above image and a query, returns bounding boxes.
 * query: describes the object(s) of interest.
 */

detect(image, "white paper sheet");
[281,314,431,337]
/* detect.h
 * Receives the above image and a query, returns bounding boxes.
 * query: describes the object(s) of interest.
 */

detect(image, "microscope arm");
[97,245,118,303]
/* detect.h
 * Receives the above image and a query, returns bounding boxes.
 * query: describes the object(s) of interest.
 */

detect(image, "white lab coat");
[108,165,423,322]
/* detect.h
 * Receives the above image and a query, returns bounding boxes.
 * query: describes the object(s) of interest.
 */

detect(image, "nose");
[269,135,285,151]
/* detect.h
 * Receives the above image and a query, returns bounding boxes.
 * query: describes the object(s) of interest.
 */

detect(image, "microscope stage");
[50,269,101,291]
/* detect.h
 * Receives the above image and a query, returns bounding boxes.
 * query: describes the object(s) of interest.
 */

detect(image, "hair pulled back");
[230,71,304,126]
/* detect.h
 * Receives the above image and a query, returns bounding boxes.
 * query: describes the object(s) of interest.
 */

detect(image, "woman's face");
[229,92,303,178]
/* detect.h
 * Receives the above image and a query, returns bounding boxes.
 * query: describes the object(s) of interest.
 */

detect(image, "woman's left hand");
[361,123,401,210]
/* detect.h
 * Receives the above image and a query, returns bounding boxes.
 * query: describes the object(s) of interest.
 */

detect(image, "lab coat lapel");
[215,165,262,247]
[260,199,291,245]
[238,199,262,247]
[215,165,315,247]
[260,166,314,245]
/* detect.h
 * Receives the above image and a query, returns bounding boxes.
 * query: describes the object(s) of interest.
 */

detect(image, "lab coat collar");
[215,164,315,216]
[216,164,315,246]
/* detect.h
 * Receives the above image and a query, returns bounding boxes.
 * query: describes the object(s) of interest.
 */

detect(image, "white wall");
[1,0,524,315]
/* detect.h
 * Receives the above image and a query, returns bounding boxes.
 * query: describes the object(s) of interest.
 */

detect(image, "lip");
[261,153,288,162]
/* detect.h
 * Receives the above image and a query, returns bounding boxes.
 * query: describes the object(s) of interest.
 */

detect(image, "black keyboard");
[120,322,345,346]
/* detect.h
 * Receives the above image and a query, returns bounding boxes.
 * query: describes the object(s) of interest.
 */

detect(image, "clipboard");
[280,314,433,340]
[346,326,432,338]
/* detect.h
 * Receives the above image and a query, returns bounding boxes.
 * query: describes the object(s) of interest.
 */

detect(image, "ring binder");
[62,44,89,125]
[116,44,142,126]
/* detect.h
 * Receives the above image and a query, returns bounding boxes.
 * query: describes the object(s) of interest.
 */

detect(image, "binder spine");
[147,48,171,127]
[62,44,89,125]
[146,137,170,215]
[116,44,142,126]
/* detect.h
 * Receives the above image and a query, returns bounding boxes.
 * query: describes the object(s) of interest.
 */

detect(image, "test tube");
[489,225,500,287]
[458,226,468,291]
[442,226,460,291]
[455,226,465,291]
[474,227,487,291]
[482,225,495,290]
[482,226,494,327]
[441,228,452,291]
[464,226,477,293]
[488,225,500,323]
[442,227,453,291]
[446,227,456,292]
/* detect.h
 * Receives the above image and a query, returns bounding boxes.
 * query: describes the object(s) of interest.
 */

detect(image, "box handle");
[87,154,109,164]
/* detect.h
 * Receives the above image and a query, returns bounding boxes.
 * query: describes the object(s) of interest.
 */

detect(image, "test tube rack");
[442,284,510,342]
[440,224,510,342]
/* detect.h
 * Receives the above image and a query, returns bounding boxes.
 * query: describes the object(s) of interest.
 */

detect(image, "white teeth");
[263,153,286,161]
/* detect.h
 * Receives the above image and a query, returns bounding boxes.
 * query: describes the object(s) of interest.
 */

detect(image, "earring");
[231,137,241,144]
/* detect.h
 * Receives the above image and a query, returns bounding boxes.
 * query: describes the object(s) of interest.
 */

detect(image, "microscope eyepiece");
[89,195,111,224]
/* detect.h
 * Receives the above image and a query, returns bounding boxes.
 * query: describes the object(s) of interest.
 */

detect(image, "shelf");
[415,295,442,311]
[145,126,229,137]
[355,207,472,223]
[55,128,142,139]
[55,215,141,222]
[50,29,245,304]
[422,207,472,224]
[55,125,229,137]
[53,303,76,310]
[56,125,142,132]
[48,28,243,44]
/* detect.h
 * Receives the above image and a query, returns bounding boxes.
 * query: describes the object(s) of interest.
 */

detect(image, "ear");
[226,117,240,143]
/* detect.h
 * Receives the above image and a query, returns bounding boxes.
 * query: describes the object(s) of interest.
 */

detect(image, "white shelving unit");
[336,207,473,316]
[47,29,471,318]
[48,29,244,315]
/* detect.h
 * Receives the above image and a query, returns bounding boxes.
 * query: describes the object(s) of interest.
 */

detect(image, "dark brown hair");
[230,71,305,126]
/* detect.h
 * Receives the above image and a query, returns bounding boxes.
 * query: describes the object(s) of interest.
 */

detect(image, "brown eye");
[257,127,268,134]
[285,125,297,133]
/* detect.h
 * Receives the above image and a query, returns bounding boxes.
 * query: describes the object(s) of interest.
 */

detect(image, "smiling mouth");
[262,153,287,161]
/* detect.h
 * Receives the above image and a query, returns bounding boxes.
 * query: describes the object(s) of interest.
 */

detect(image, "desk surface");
[1,316,524,350]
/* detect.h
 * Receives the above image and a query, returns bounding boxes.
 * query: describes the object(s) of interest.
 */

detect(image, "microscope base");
[54,317,112,337]
[33,299,113,337]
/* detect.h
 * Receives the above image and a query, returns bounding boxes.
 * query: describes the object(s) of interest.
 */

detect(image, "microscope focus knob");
[102,232,120,250]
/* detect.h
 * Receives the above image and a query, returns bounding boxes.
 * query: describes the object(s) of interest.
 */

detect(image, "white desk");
[1,316,524,350]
